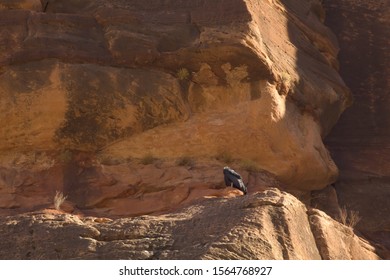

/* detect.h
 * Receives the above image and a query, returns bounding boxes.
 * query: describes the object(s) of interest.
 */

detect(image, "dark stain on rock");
[54,65,189,150]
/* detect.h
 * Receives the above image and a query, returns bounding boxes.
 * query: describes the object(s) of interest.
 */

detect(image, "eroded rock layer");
[0,189,380,260]
[0,0,351,215]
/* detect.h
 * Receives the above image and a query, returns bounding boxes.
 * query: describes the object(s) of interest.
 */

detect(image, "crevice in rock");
[270,207,293,259]
[307,209,326,260]
[43,1,49,13]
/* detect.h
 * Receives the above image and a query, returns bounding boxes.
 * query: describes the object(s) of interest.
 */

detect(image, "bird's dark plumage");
[223,166,247,195]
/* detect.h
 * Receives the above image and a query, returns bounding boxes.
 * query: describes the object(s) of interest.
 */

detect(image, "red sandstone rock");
[324,0,390,253]
[2,0,382,260]
[0,189,380,260]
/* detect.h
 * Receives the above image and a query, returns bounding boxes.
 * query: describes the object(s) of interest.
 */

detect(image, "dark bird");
[223,166,247,195]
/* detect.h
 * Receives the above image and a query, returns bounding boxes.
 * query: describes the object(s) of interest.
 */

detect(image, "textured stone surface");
[324,0,390,174]
[0,189,380,260]
[0,0,350,212]
[309,208,380,260]
[1,0,380,261]
[0,0,42,11]
[323,0,390,253]
[0,152,280,217]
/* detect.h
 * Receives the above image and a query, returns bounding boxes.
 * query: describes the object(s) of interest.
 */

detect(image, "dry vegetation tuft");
[54,191,67,210]
[176,156,195,167]
[240,159,261,173]
[176,67,190,80]
[215,151,234,164]
[140,154,157,165]
[338,205,361,228]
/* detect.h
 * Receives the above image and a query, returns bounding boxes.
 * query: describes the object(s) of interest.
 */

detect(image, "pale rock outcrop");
[309,208,379,260]
[0,189,380,260]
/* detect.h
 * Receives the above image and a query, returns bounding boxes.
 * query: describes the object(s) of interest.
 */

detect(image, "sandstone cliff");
[0,0,385,260]
[0,189,380,260]
[0,0,350,215]
[323,0,390,254]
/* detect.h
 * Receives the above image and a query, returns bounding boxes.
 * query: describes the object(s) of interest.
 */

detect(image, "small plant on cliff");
[215,151,234,164]
[140,154,157,165]
[338,206,361,228]
[58,149,73,163]
[176,67,190,81]
[176,156,195,167]
[281,72,291,84]
[54,191,67,211]
[279,72,292,95]
[240,159,261,173]
[310,1,326,22]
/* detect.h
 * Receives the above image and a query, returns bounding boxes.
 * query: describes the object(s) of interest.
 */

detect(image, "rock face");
[1,0,380,261]
[0,189,380,260]
[323,0,390,252]
[0,0,351,216]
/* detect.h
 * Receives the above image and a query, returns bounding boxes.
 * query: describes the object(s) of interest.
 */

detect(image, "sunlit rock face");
[0,189,380,260]
[0,0,350,215]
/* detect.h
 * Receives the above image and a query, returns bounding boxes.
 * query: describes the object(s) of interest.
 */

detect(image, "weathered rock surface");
[0,152,280,217]
[323,0,390,253]
[0,0,42,11]
[0,0,350,217]
[0,189,380,260]
[2,0,381,261]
